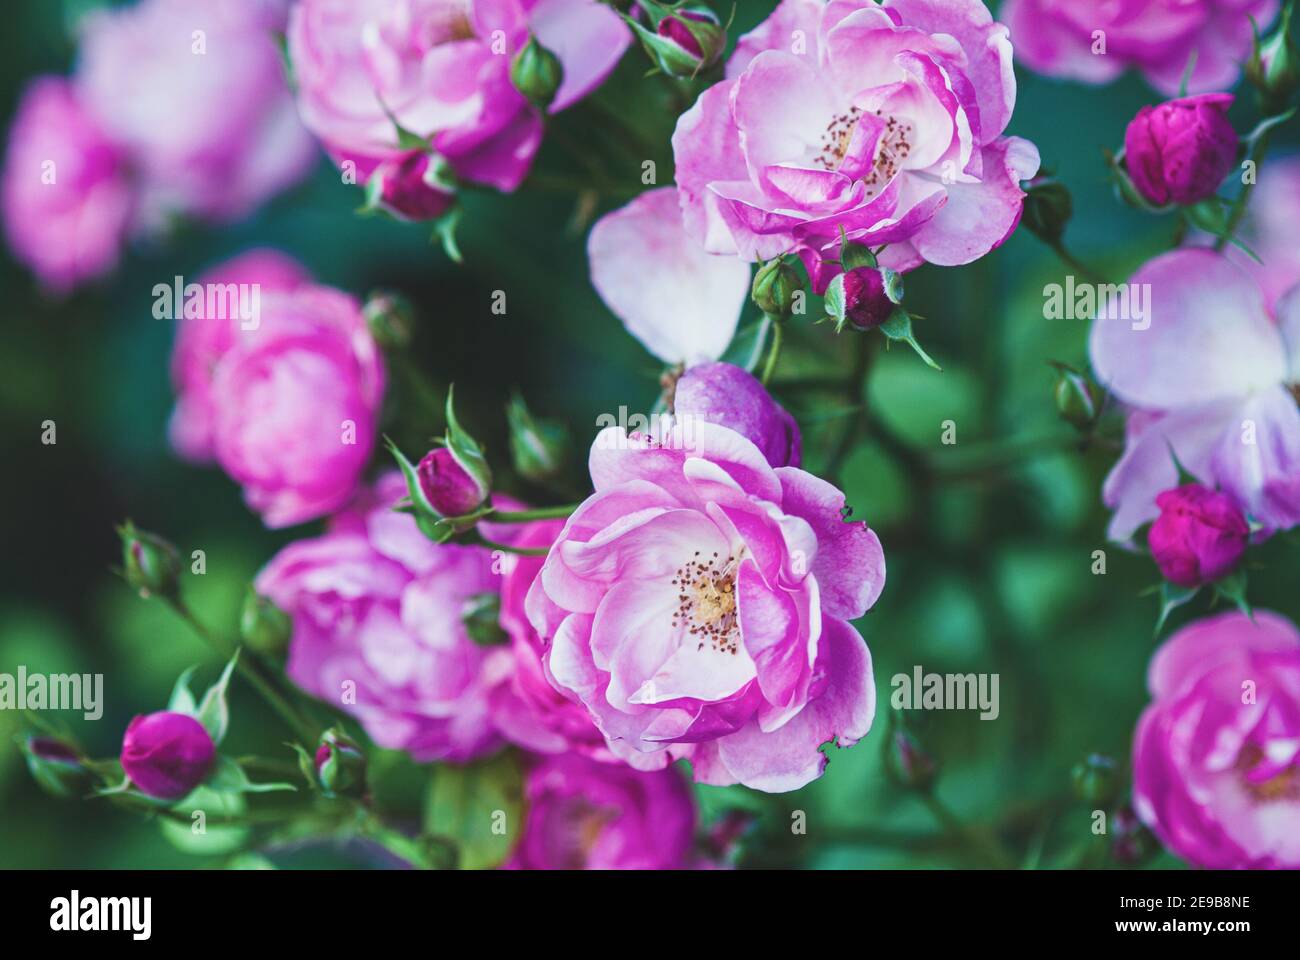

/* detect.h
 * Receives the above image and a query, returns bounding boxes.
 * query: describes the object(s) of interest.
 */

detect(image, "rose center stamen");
[671,551,740,655]
[815,108,914,200]
[1236,743,1300,803]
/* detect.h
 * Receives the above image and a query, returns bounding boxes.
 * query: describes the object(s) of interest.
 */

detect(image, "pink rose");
[526,419,885,792]
[77,0,316,223]
[1089,249,1300,541]
[1124,94,1237,207]
[1147,484,1249,587]
[671,0,1039,285]
[1002,0,1279,95]
[286,0,631,208]
[120,711,216,800]
[204,284,385,527]
[1133,610,1300,868]
[168,249,312,463]
[1,76,134,293]
[508,753,695,869]
[256,473,505,762]
[672,362,803,469]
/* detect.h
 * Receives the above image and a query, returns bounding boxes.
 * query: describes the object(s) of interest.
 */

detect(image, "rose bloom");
[1089,248,1300,541]
[168,249,312,462]
[671,0,1039,287]
[77,0,316,223]
[197,280,385,527]
[286,0,631,207]
[120,711,216,800]
[1,76,134,292]
[257,473,507,761]
[1133,610,1300,868]
[1002,0,1279,95]
[526,418,884,792]
[508,753,695,869]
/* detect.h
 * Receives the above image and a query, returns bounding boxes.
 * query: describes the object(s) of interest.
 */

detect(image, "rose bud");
[1123,94,1238,207]
[887,727,936,791]
[344,150,455,223]
[314,728,366,798]
[1051,362,1102,432]
[120,711,216,800]
[510,35,564,111]
[362,291,415,351]
[646,6,726,78]
[672,361,801,468]
[1147,484,1249,588]
[21,736,92,798]
[239,588,292,659]
[1110,804,1158,866]
[506,392,571,485]
[417,446,490,518]
[1071,753,1119,807]
[117,520,181,600]
[751,256,802,319]
[1247,4,1300,114]
[840,267,895,330]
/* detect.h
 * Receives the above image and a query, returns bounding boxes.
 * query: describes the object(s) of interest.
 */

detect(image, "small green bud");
[315,728,367,799]
[117,520,181,600]
[511,36,564,111]
[239,588,292,658]
[751,257,802,319]
[887,727,937,791]
[1051,362,1103,432]
[1247,3,1300,114]
[21,735,92,798]
[1071,753,1120,806]
[1021,176,1074,245]
[461,592,509,647]
[506,393,571,485]
[362,291,415,350]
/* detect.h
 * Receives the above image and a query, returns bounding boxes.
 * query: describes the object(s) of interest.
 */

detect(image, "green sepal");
[1154,581,1200,637]
[879,309,941,370]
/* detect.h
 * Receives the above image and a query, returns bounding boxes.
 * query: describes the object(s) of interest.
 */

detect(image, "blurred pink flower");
[77,0,316,223]
[1,76,134,292]
[198,282,385,527]
[168,248,312,462]
[671,0,1039,285]
[1133,610,1300,868]
[286,0,631,210]
[257,473,505,761]
[1216,155,1300,310]
[508,753,695,869]
[1002,0,1278,95]
[526,419,884,792]
[672,362,802,469]
[1089,248,1300,541]
[1124,93,1237,207]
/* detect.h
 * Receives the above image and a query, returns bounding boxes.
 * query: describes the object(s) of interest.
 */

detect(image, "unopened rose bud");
[461,591,508,646]
[840,267,895,330]
[348,150,455,223]
[1051,362,1102,431]
[1021,176,1074,244]
[511,35,564,111]
[751,257,801,319]
[649,6,726,77]
[117,520,181,600]
[362,291,415,350]
[1071,753,1119,807]
[21,736,91,798]
[240,588,292,659]
[506,393,571,485]
[1247,3,1300,114]
[120,711,215,800]
[315,728,366,798]
[1111,804,1158,865]
[1147,484,1249,588]
[417,446,490,518]
[1124,94,1238,207]
[888,727,936,791]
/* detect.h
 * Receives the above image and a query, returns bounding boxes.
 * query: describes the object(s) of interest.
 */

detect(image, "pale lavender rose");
[1089,248,1300,541]
[77,0,316,223]
[256,473,505,762]
[1215,155,1300,310]
[168,249,312,462]
[1002,0,1279,95]
[507,753,695,869]
[672,362,802,468]
[286,0,631,212]
[206,285,385,527]
[1,76,134,292]
[1133,610,1300,868]
[120,711,216,800]
[671,0,1039,287]
[1124,93,1237,207]
[526,419,884,792]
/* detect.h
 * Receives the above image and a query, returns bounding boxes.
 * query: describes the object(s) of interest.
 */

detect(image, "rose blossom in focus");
[1147,484,1249,587]
[1133,610,1300,868]
[1002,0,1279,95]
[671,0,1039,287]
[671,361,802,468]
[1124,94,1237,207]
[526,417,884,792]
[120,711,216,800]
[1,76,134,292]
[286,0,632,213]
[256,473,507,761]
[508,753,695,869]
[77,0,316,223]
[1089,249,1300,541]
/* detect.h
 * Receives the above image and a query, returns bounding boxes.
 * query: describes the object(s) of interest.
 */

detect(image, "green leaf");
[1155,581,1199,637]
[879,309,942,370]
[195,652,238,746]
[423,750,523,870]
[443,384,492,495]
[168,665,198,715]
[160,786,250,856]
[432,206,464,264]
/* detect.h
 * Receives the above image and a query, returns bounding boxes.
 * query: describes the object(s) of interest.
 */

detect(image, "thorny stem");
[486,504,581,522]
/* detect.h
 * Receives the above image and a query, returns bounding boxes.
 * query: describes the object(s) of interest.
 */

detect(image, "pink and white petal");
[727,0,828,78]
[883,0,1016,142]
[528,0,631,113]
[733,51,838,175]
[712,616,875,792]
[1210,385,1300,533]
[443,108,543,192]
[560,507,729,586]
[666,420,785,504]
[909,136,1038,266]
[588,187,748,364]
[671,80,749,254]
[1277,283,1300,382]
[737,559,819,713]
[776,466,886,620]
[1148,610,1300,701]
[1089,249,1287,411]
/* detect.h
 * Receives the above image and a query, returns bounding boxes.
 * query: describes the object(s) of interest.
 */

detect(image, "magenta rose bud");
[841,267,894,330]
[672,361,802,468]
[418,448,490,517]
[1124,94,1238,207]
[1147,484,1249,587]
[120,711,215,800]
[337,149,455,222]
